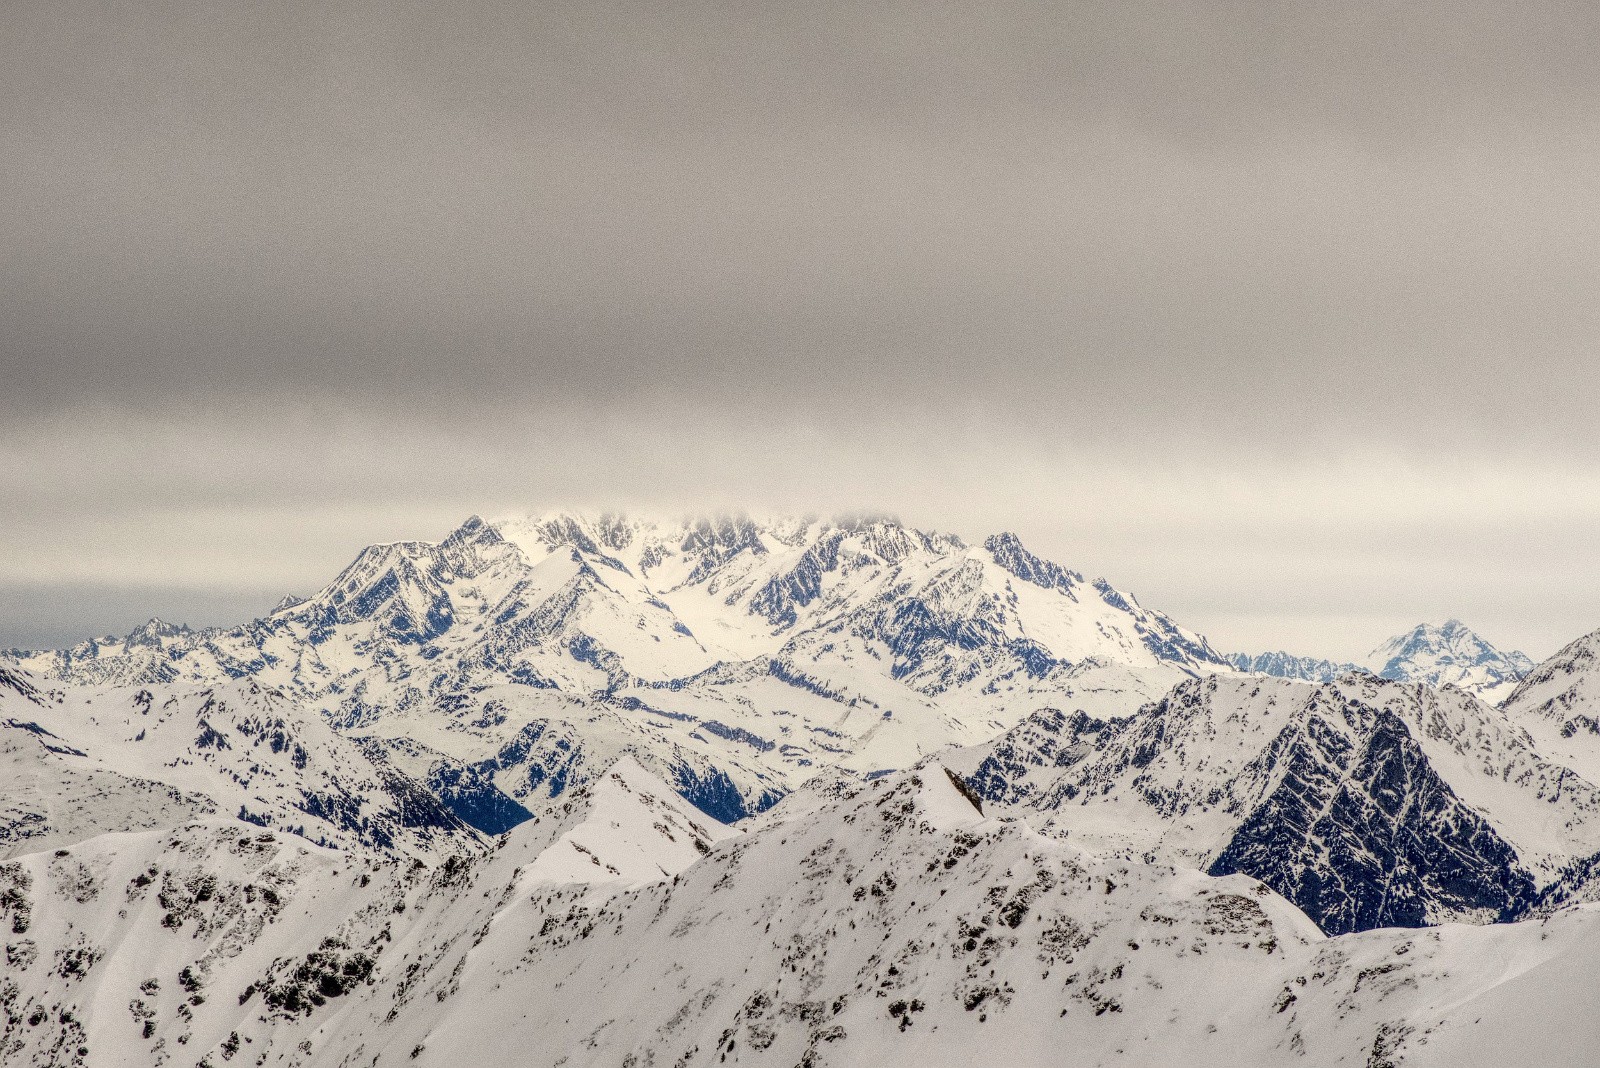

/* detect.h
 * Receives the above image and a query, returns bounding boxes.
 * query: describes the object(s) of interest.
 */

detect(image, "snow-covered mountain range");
[1225,649,1358,685]
[9,512,1600,1065]
[1228,618,1534,702]
[9,513,1229,823]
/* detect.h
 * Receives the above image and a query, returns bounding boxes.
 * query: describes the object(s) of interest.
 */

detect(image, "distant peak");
[495,511,637,556]
[1375,618,1491,651]
[1361,619,1532,695]
[441,513,505,549]
[126,617,191,642]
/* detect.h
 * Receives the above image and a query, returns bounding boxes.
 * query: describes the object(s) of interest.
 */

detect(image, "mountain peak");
[123,617,192,647]
[1226,649,1360,684]
[1367,619,1504,664]
[1361,619,1533,700]
[508,753,735,888]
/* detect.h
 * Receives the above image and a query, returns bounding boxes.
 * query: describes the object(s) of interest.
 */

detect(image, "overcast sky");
[4,1,1598,659]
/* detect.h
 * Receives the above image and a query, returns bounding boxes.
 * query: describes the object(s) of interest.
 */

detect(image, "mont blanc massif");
[8,512,1600,1068]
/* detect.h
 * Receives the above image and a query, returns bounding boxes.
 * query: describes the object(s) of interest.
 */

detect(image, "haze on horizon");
[4,1,1598,661]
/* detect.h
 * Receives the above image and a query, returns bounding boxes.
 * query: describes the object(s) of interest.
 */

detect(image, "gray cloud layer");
[3,2,1598,657]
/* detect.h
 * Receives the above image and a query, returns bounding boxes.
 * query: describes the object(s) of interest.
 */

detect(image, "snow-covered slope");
[1500,628,1600,783]
[1,714,218,860]
[0,665,480,861]
[957,672,1600,932]
[506,755,736,888]
[8,513,1226,820]
[0,820,389,1067]
[8,764,1600,1067]
[1495,628,1600,911]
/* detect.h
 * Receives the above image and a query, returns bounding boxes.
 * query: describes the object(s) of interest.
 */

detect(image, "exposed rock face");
[354,736,534,837]
[1206,704,1533,934]
[962,673,1598,934]
[963,707,1128,808]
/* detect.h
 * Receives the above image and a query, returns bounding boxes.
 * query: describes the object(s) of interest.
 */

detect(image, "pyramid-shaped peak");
[444,514,499,540]
[509,754,736,888]
[1361,619,1533,698]
[124,617,192,644]
[985,531,1085,591]
[904,764,988,831]
[1369,619,1499,660]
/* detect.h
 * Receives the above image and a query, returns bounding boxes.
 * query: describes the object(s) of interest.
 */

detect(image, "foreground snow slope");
[0,758,731,1068]
[7,762,1600,1067]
